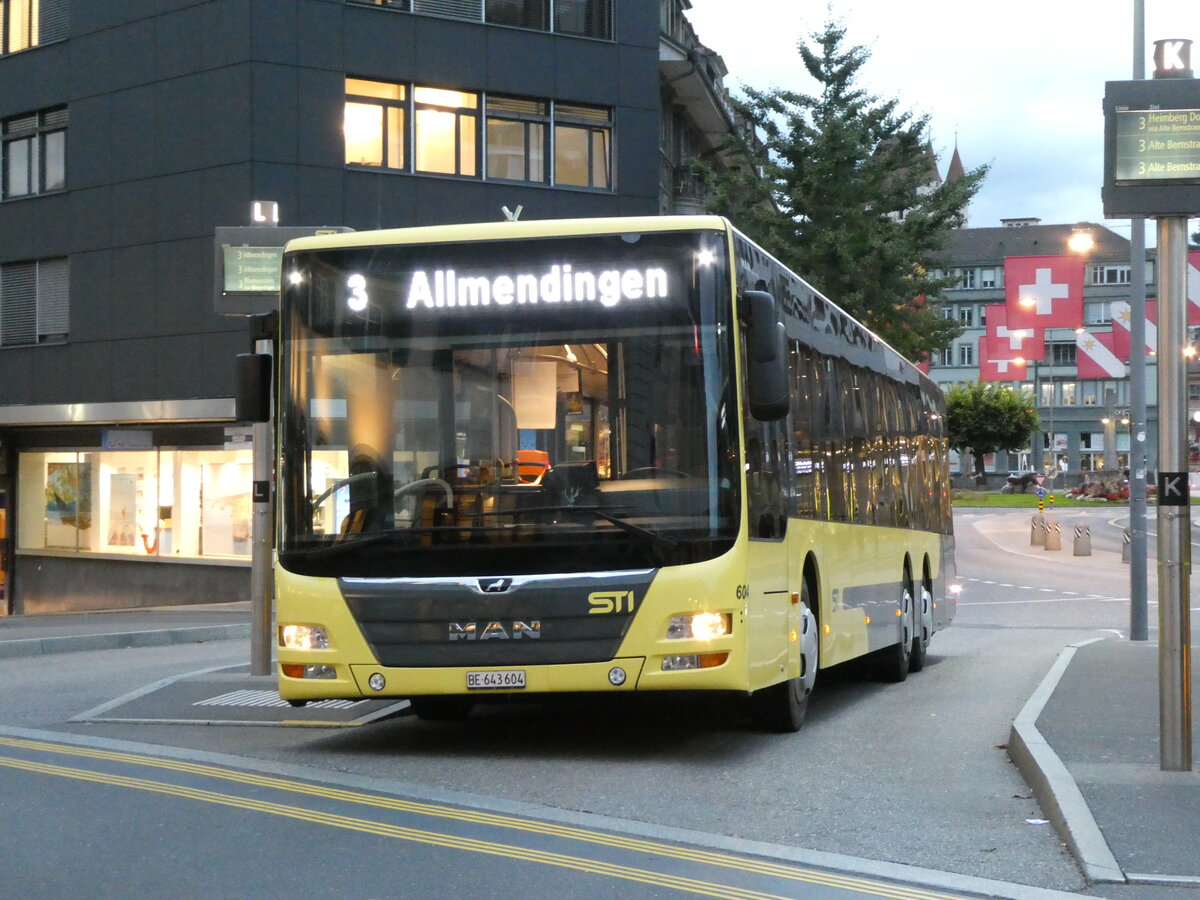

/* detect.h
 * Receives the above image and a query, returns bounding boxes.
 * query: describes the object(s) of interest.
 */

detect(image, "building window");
[344,79,405,168]
[1050,342,1076,366]
[486,95,548,183]
[939,347,953,367]
[940,305,954,320]
[1090,264,1130,285]
[980,267,996,289]
[1,0,67,54]
[958,268,976,289]
[349,0,612,39]
[345,78,612,189]
[553,0,611,38]
[0,257,68,346]
[414,86,479,176]
[957,343,973,367]
[958,306,974,327]
[18,448,253,561]
[3,107,67,199]
[486,0,548,29]
[554,103,611,189]
[1084,300,1110,325]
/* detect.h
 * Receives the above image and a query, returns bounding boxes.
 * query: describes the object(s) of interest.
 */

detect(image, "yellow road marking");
[0,736,966,900]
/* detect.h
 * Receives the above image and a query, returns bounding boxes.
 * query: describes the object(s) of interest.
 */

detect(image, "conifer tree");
[705,20,987,363]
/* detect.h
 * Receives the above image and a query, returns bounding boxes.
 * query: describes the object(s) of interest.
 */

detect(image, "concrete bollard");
[1043,517,1061,551]
[1031,513,1046,546]
[1073,522,1092,556]
[1122,528,1131,564]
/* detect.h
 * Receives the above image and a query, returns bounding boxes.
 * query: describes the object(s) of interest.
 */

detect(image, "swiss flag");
[978,336,1028,382]
[1076,331,1125,379]
[1109,299,1157,359]
[985,303,1044,362]
[1005,256,1084,331]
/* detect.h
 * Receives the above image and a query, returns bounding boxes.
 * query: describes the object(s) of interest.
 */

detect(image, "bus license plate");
[467,670,526,690]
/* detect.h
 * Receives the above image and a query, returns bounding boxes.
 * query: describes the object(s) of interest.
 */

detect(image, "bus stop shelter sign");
[1103,56,1200,217]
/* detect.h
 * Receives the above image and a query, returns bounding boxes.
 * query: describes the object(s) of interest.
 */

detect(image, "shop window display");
[18,448,253,561]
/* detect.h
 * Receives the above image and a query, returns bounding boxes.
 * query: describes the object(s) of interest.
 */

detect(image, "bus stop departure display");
[1114,108,1200,181]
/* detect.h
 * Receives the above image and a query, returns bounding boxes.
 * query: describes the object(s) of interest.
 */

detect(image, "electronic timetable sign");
[1113,108,1200,181]
[1103,76,1200,217]
[214,225,353,316]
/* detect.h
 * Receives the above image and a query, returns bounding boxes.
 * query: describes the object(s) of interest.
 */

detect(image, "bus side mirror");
[743,290,789,421]
[236,352,272,423]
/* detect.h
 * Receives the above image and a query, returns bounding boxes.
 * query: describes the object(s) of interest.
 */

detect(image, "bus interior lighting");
[279,624,330,651]
[666,612,731,640]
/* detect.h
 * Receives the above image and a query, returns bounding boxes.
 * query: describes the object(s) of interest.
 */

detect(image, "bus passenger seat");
[517,449,550,484]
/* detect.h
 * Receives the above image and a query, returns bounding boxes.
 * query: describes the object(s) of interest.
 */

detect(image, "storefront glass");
[17,448,252,560]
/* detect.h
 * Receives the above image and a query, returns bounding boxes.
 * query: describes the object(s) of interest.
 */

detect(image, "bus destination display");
[1114,108,1200,182]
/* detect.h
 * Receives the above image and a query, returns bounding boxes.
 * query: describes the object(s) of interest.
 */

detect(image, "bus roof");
[282,215,733,255]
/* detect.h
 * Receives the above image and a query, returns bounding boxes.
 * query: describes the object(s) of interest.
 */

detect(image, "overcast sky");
[684,0,1199,237]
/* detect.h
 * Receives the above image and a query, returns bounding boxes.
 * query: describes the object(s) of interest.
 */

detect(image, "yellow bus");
[270,215,955,731]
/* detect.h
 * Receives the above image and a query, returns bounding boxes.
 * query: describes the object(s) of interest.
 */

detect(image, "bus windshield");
[277,229,740,577]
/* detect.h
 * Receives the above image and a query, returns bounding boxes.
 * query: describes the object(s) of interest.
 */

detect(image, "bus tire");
[750,581,817,733]
[408,695,475,721]
[750,673,808,733]
[909,579,932,673]
[877,571,913,683]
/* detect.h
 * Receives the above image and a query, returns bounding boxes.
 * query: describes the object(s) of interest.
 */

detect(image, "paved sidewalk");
[0,602,250,659]
[967,508,1200,891]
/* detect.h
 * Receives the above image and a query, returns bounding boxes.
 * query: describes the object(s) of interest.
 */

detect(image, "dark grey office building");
[0,0,742,613]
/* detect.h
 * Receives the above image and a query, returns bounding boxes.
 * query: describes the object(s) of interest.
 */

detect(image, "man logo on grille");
[479,577,513,593]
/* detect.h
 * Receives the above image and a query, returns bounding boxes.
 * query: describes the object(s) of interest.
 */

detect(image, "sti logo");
[588,590,636,615]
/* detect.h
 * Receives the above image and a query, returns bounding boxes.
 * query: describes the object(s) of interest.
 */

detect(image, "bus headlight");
[666,612,731,640]
[279,624,330,651]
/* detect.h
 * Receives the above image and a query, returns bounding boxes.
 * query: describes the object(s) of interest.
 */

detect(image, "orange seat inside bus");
[517,449,550,484]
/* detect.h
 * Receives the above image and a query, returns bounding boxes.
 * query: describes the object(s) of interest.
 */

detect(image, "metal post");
[1156,215,1192,771]
[250,336,274,677]
[1128,0,1149,644]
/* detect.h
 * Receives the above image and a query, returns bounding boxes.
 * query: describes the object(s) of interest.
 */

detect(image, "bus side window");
[745,422,788,539]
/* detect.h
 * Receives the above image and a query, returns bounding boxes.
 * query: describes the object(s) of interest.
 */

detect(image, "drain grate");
[194,689,366,710]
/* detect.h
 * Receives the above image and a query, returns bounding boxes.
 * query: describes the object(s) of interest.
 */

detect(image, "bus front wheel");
[408,695,475,721]
[750,584,817,733]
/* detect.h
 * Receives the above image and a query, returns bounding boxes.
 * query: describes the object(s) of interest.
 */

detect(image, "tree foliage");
[703,20,987,362]
[945,381,1039,484]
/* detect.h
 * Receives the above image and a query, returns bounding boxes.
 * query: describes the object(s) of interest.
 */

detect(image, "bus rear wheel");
[876,573,914,683]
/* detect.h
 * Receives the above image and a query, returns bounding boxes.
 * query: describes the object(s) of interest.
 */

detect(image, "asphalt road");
[0,507,1160,898]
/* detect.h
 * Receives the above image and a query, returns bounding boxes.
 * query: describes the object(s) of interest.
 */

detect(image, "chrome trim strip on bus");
[341,569,657,594]
[0,398,237,426]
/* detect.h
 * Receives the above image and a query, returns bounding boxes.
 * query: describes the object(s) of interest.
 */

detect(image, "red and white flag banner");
[978,336,1028,382]
[1109,299,1157,359]
[1076,330,1126,379]
[985,303,1044,361]
[1004,255,1084,331]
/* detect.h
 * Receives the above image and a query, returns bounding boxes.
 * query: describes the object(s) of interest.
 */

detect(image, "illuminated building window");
[1,0,67,55]
[414,86,479,176]
[344,79,405,168]
[344,78,612,191]
[18,448,254,561]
